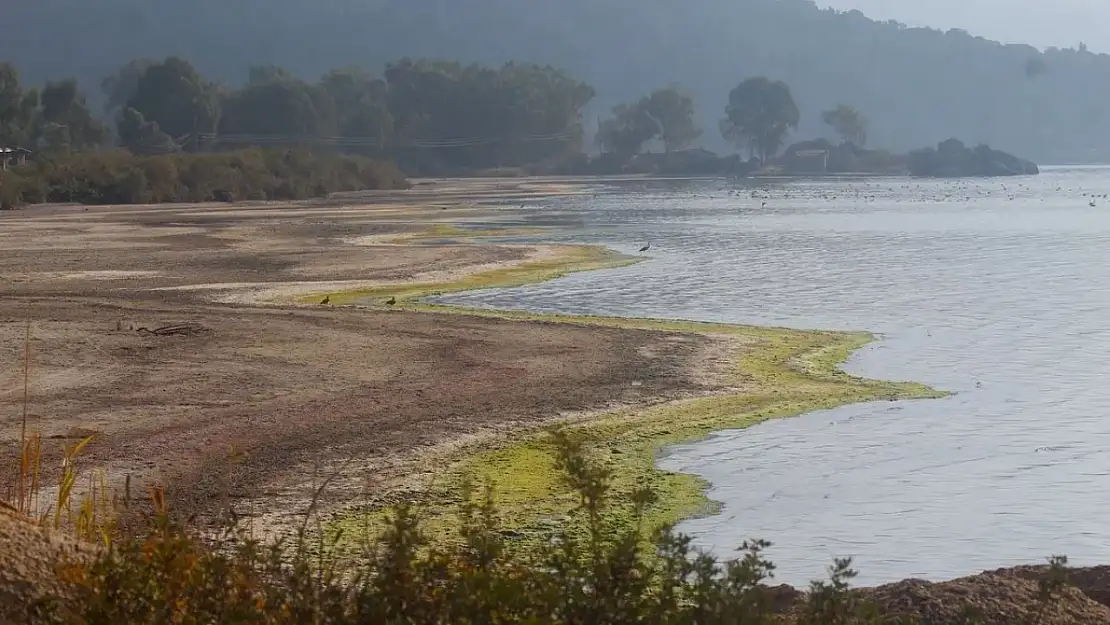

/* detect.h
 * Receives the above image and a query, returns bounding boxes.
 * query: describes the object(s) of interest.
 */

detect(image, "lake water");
[437,167,1110,586]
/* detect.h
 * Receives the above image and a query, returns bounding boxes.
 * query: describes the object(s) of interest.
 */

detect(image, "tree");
[37,79,108,151]
[100,59,154,114]
[822,104,868,146]
[596,86,700,156]
[383,59,594,171]
[220,78,331,137]
[643,86,700,151]
[595,102,656,156]
[117,107,177,154]
[721,77,799,164]
[319,67,394,153]
[125,57,220,140]
[246,64,297,87]
[0,63,39,148]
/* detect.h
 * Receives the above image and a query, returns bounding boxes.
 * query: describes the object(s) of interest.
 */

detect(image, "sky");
[818,0,1109,52]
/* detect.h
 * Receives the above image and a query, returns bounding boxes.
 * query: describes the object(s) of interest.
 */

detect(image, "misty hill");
[3,0,1109,162]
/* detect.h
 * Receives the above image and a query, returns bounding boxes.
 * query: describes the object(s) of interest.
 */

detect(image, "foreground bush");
[6,431,1078,624]
[0,148,409,208]
[4,432,868,624]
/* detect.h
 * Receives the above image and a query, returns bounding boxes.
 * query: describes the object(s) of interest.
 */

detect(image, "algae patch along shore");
[311,225,945,550]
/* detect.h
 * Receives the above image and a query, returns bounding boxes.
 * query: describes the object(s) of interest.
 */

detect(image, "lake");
[437,167,1110,586]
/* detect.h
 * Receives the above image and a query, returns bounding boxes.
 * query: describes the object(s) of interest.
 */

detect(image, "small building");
[787,148,830,173]
[0,147,31,170]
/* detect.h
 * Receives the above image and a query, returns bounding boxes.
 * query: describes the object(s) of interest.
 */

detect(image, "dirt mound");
[0,507,89,621]
[862,568,1110,625]
[1007,565,1110,610]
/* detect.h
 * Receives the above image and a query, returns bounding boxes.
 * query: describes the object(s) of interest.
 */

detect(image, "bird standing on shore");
[638,242,651,252]
[319,295,331,305]
[385,296,397,306]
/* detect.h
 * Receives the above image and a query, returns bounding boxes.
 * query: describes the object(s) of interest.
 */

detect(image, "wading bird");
[638,243,651,252]
[385,296,397,306]
[320,295,331,305]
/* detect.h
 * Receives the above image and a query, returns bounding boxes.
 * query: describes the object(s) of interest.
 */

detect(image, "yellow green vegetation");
[300,220,942,552]
[329,312,945,553]
[299,242,638,306]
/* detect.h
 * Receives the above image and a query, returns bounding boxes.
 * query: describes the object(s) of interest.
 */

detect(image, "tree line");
[7,0,1107,162]
[1,57,598,175]
[2,56,869,175]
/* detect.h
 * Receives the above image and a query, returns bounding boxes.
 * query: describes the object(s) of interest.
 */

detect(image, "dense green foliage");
[2,0,1108,161]
[597,87,701,156]
[14,433,912,625]
[0,149,408,208]
[822,105,868,147]
[0,64,107,152]
[92,57,595,174]
[722,78,800,164]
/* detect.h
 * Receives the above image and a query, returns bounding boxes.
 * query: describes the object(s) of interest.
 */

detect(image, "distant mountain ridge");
[3,0,1110,162]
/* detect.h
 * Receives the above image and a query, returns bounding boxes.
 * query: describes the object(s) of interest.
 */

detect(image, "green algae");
[305,218,945,552]
[327,317,945,553]
[297,244,638,306]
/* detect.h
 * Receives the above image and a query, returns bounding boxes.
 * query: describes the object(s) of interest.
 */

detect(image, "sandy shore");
[1,178,938,542]
[0,180,712,531]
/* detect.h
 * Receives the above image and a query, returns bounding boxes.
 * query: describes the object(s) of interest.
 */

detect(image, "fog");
[820,0,1109,51]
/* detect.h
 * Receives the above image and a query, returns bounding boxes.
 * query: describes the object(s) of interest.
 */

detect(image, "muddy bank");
[0,181,717,532]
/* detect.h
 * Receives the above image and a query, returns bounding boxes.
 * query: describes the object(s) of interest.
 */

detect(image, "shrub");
[0,148,409,207]
[8,430,899,625]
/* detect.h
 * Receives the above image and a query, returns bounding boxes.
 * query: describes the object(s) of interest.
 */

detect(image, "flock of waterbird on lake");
[319,178,1104,309]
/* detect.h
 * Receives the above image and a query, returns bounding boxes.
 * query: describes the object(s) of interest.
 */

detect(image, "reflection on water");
[439,167,1110,586]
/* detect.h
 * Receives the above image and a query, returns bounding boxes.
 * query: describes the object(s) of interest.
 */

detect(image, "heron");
[638,243,651,252]
[319,295,331,305]
[385,296,397,306]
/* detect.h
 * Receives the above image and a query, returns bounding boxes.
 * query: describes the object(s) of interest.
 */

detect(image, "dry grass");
[5,323,116,544]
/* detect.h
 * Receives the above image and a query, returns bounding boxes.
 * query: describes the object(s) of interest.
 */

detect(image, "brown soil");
[0,182,719,528]
[0,507,89,620]
[762,567,1110,624]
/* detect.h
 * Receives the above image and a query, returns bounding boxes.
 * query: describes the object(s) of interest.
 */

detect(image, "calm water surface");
[438,167,1110,586]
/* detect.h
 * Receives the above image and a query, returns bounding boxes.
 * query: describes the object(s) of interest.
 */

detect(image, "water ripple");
[439,168,1110,586]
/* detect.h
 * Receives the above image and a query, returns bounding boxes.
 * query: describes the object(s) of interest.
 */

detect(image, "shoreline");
[1,177,945,554]
[290,227,945,551]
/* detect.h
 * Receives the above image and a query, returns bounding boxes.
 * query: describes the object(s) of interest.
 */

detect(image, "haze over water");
[438,167,1110,586]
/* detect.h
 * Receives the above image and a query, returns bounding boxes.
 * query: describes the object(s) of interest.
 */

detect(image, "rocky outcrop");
[909,138,1040,177]
[862,568,1110,625]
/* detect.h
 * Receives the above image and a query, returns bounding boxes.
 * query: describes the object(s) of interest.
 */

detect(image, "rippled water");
[438,167,1110,586]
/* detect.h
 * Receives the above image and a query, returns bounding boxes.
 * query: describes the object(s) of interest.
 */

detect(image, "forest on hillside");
[2,0,1109,162]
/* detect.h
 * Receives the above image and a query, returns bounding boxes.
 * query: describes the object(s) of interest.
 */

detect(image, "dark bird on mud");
[638,243,651,252]
[319,295,331,305]
[385,296,397,306]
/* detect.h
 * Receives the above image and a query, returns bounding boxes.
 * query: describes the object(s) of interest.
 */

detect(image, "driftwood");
[128,323,207,336]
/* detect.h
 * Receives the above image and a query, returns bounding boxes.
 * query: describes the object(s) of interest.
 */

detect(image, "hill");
[3,0,1110,162]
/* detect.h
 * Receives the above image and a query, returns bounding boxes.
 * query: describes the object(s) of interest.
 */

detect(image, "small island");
[908,138,1040,177]
[778,137,1039,178]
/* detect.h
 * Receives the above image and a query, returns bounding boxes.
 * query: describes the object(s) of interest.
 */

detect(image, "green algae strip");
[296,244,638,306]
[303,222,945,551]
